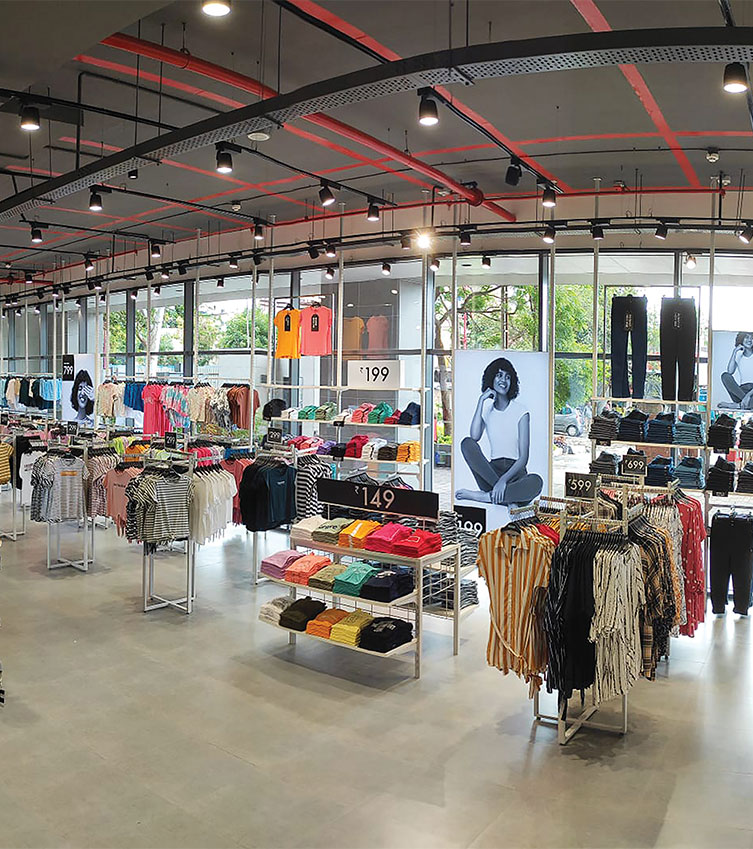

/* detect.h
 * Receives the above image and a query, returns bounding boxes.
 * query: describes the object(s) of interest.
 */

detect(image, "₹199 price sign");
[347,359,404,391]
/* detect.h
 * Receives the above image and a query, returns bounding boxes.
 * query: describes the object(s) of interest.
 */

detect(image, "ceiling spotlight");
[88,189,103,212]
[177,262,188,275]
[76,298,83,310]
[400,233,412,250]
[150,241,161,259]
[99,293,107,303]
[319,182,336,207]
[52,287,59,300]
[367,200,380,222]
[128,169,139,180]
[30,226,43,244]
[202,0,231,16]
[33,304,40,315]
[542,186,557,208]
[308,244,320,260]
[216,146,233,174]
[381,262,391,276]
[706,148,720,164]
[542,225,556,244]
[481,255,491,268]
[145,270,154,282]
[253,221,264,241]
[591,224,605,241]
[685,254,697,269]
[94,278,102,291]
[505,158,522,187]
[25,272,33,285]
[252,251,263,266]
[84,254,95,271]
[228,255,239,269]
[724,62,748,93]
[418,92,439,126]
[391,288,398,295]
[15,307,22,317]
[153,285,161,296]
[324,243,337,258]
[62,283,70,295]
[654,222,668,240]
[415,231,432,250]
[86,280,95,292]
[35,289,44,299]
[248,130,271,142]
[739,224,753,244]
[130,290,137,300]
[324,266,335,280]
[429,256,440,272]
[459,229,472,247]
[217,277,225,288]
[231,201,242,212]
[19,104,41,131]
[160,266,170,280]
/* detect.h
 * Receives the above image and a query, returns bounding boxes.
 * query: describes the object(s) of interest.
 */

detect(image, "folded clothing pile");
[332,561,380,596]
[291,515,326,542]
[396,441,421,462]
[330,442,348,460]
[675,412,706,446]
[377,442,398,460]
[307,562,347,591]
[364,522,413,553]
[367,402,393,424]
[278,597,327,631]
[258,595,293,625]
[424,576,479,610]
[349,404,374,423]
[398,403,421,425]
[673,456,705,490]
[590,451,620,476]
[305,608,349,638]
[617,409,649,442]
[329,609,374,646]
[338,519,382,548]
[359,617,413,652]
[262,398,286,421]
[646,456,674,486]
[345,435,370,458]
[362,438,388,459]
[285,554,332,585]
[311,517,353,544]
[316,440,337,455]
[646,413,675,444]
[360,566,414,601]
[707,414,738,451]
[260,549,303,580]
[392,528,443,557]
[737,462,753,493]
[589,409,619,442]
[706,456,736,493]
[740,419,753,450]
[297,405,319,420]
[315,402,337,421]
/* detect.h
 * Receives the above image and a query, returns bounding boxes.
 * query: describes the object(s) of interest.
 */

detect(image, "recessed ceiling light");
[248,130,271,142]
[202,0,231,16]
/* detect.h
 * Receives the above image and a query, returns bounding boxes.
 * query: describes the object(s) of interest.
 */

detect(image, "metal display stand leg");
[533,689,628,745]
[0,479,26,542]
[142,541,196,614]
[453,547,460,656]
[46,517,90,572]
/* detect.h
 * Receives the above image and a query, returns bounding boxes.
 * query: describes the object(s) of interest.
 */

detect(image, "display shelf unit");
[265,621,418,658]
[590,439,705,451]
[269,417,422,429]
[592,396,705,407]
[262,574,418,609]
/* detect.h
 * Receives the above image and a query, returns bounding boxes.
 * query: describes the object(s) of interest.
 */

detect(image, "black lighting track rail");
[21,217,171,244]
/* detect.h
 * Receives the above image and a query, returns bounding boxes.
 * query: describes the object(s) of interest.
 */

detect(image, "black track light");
[253,221,264,241]
[654,222,668,240]
[99,293,107,303]
[177,262,188,275]
[128,169,139,180]
[25,272,33,285]
[308,244,320,260]
[51,287,59,300]
[216,146,233,174]
[429,256,440,272]
[542,225,556,244]
[542,186,557,208]
[739,224,753,244]
[15,307,22,317]
[591,224,605,241]
[150,241,161,259]
[228,255,239,269]
[62,283,70,295]
[418,92,439,126]
[86,280,95,292]
[76,298,83,310]
[505,158,522,187]
[129,290,138,300]
[202,0,231,16]
[324,266,335,280]
[724,62,748,93]
[145,270,155,282]
[400,233,412,250]
[160,266,170,281]
[153,285,161,296]
[33,304,40,315]
[36,289,44,299]
[217,277,225,288]
[19,104,40,131]
[367,200,380,222]
[30,226,42,244]
[319,182,336,207]
[381,262,391,276]
[481,255,491,269]
[459,228,472,246]
[325,243,337,258]
[84,254,95,271]
[252,252,263,266]
[89,189,103,212]
[94,278,102,291]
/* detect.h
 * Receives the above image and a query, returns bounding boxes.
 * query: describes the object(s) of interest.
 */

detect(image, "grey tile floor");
[1,512,752,849]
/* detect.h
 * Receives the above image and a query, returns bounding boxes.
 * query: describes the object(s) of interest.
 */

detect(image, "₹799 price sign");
[564,472,597,499]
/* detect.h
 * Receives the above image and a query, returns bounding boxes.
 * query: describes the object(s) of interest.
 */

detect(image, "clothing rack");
[0,432,27,541]
[46,443,92,573]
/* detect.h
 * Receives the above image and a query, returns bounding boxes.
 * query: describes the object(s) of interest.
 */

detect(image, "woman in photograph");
[455,357,543,506]
[70,369,94,424]
[722,332,753,408]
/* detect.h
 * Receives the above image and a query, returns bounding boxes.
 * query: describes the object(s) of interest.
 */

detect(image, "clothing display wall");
[273,305,333,359]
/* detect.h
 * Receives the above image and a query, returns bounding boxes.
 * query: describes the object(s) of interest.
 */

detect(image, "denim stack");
[675,412,706,446]
[738,419,753,450]
[674,456,705,490]
[707,414,738,452]
[646,455,674,486]
[589,410,620,442]
[617,409,649,442]
[590,451,620,476]
[737,463,753,493]
[646,412,675,444]
[706,457,736,493]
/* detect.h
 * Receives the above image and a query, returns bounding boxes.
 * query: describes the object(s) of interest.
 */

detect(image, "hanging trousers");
[460,437,543,505]
[660,297,697,401]
[610,295,647,399]
[710,514,753,614]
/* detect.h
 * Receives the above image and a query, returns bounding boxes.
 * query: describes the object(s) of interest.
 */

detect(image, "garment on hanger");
[342,316,365,351]
[611,295,647,399]
[238,455,296,531]
[104,465,142,535]
[366,315,390,351]
[274,308,302,359]
[710,512,753,615]
[295,454,332,520]
[660,296,697,401]
[30,452,89,522]
[300,304,333,356]
[125,466,193,544]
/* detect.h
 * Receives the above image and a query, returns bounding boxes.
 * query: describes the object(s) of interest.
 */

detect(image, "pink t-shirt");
[367,315,389,351]
[300,306,333,356]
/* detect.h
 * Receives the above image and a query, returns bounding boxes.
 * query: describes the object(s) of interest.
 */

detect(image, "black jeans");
[710,515,753,614]
[660,297,697,401]
[460,437,543,505]
[611,295,647,399]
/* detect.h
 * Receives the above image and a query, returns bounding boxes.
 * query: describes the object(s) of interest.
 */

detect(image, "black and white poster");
[61,354,96,425]
[711,330,753,410]
[453,350,548,530]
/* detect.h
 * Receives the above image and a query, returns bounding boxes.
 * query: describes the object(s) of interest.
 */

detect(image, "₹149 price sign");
[347,359,404,390]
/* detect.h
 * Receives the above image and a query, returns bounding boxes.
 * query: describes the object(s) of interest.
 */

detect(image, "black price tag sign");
[267,427,283,445]
[565,472,597,499]
[332,420,345,428]
[454,505,486,538]
[66,421,78,435]
[62,355,74,380]
[165,431,178,449]
[317,478,438,520]
[620,455,647,478]
[712,491,728,498]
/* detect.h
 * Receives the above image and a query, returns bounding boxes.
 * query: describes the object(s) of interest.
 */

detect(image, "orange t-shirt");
[274,309,301,359]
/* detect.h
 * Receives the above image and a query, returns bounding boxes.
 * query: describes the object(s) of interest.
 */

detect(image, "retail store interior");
[3,2,753,848]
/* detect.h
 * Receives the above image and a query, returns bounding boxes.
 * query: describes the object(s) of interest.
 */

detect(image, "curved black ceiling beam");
[2,26,753,221]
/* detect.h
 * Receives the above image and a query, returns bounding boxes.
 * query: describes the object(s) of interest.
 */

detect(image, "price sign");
[454,505,486,538]
[62,354,74,380]
[619,454,647,478]
[66,421,78,436]
[165,431,178,450]
[565,472,597,499]
[316,478,438,520]
[347,359,404,390]
[267,427,283,445]
[712,491,728,498]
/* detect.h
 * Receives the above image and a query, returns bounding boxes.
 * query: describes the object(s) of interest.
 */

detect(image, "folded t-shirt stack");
[368,402,393,424]
[646,455,674,486]
[260,549,303,580]
[707,414,738,451]
[306,608,348,638]
[360,566,414,601]
[675,412,706,446]
[333,561,380,596]
[338,519,382,548]
[349,404,374,423]
[292,515,327,542]
[278,597,327,631]
[737,462,753,493]
[359,617,413,652]
[398,403,421,425]
[396,441,421,463]
[364,522,413,553]
[739,419,753,450]
[377,442,399,460]
[589,409,620,442]
[329,609,374,645]
[307,562,348,590]
[617,409,649,442]
[317,440,337,455]
[590,451,620,476]
[331,442,348,460]
[315,402,337,421]
[362,438,388,459]
[646,412,675,444]
[673,456,705,490]
[311,517,353,544]
[392,528,443,557]
[706,456,736,493]
[286,554,332,585]
[258,595,293,625]
[345,435,370,458]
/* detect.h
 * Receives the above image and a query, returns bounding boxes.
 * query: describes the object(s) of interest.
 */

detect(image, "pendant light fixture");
[481,255,491,268]
[324,243,337,258]
[128,169,139,180]
[253,221,264,241]
[150,241,161,259]
[202,0,231,15]
[459,228,472,246]
[216,146,233,174]
[591,224,605,241]
[400,233,412,250]
[685,253,697,269]
[19,104,40,131]
[542,225,556,244]
[418,92,439,126]
[84,254,95,271]
[319,182,336,207]
[88,189,103,212]
[308,244,320,260]
[216,277,225,288]
[325,266,335,280]
[429,256,440,272]
[416,231,432,250]
[739,224,753,244]
[505,158,522,186]
[723,62,748,93]
[654,222,668,240]
[367,200,380,222]
[381,262,391,276]
[30,226,43,244]
[542,186,557,208]
[228,255,239,269]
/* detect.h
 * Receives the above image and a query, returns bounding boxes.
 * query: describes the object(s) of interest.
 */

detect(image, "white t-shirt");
[735,350,753,385]
[481,399,528,460]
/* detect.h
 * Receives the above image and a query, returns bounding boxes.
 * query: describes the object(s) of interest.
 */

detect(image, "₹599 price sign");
[564,472,597,499]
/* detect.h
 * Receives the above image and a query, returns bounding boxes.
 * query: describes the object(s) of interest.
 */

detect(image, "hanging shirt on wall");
[274,308,302,359]
[300,305,333,356]
[343,316,365,351]
[366,315,390,351]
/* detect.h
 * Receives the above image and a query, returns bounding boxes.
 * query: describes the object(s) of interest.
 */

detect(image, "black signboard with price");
[619,454,647,478]
[66,421,78,435]
[62,354,74,380]
[316,478,438,520]
[564,472,598,499]
[454,505,486,538]
[267,427,283,445]
[165,431,178,449]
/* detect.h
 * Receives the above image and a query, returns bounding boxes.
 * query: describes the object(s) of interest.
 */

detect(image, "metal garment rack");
[0,433,27,542]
